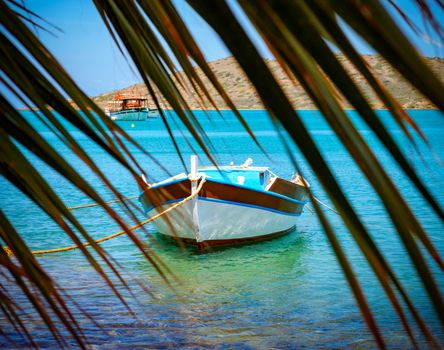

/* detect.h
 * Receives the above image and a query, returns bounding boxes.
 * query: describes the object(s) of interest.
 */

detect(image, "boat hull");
[110,108,158,121]
[140,178,307,250]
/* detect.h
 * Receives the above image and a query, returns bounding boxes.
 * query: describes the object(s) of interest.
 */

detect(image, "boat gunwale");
[143,196,304,217]
[138,176,309,206]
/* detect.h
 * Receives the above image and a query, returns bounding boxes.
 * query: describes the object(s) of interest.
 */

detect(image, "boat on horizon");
[139,156,309,251]
[105,93,158,121]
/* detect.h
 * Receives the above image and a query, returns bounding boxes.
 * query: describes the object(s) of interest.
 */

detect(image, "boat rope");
[67,196,138,210]
[4,177,207,256]
[304,205,315,216]
[312,196,339,215]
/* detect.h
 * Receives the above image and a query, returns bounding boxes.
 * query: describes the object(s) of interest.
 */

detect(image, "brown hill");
[93,55,444,110]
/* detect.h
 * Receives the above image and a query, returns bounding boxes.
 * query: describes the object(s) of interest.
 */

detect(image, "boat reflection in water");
[139,156,309,251]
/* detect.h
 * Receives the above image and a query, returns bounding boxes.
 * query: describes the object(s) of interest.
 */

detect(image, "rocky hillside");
[93,55,443,110]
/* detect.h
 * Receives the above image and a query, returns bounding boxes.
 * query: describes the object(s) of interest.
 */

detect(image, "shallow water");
[1,110,443,348]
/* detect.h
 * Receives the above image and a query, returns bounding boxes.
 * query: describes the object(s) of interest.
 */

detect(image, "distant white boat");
[105,93,158,121]
[139,156,309,251]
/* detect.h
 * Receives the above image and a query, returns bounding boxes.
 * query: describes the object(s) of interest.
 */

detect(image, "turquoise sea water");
[1,110,443,348]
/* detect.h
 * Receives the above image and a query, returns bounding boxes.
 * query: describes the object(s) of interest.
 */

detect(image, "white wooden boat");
[139,156,309,250]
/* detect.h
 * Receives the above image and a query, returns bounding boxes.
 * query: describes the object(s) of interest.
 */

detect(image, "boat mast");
[190,155,201,242]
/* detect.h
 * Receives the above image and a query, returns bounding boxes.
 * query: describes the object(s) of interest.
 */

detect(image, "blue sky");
[9,1,444,98]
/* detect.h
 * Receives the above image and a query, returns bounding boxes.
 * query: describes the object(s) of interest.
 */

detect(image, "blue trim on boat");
[139,177,308,205]
[198,197,302,216]
[143,196,302,217]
